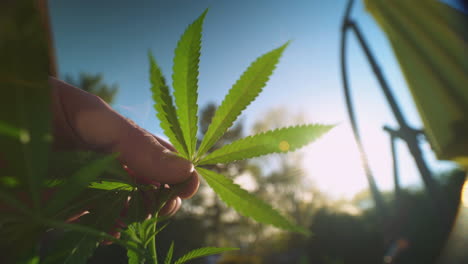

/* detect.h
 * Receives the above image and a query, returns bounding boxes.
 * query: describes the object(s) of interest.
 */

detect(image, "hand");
[50,76,199,217]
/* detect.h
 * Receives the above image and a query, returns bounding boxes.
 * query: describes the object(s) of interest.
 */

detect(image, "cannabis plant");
[126,8,333,263]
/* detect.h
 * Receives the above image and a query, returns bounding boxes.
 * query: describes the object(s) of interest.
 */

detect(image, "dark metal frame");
[340,0,446,219]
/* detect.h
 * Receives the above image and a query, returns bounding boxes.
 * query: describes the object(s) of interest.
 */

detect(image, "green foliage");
[0,6,330,263]
[149,52,188,158]
[124,217,166,264]
[42,232,100,264]
[88,181,133,191]
[197,167,308,234]
[149,9,331,236]
[198,124,333,165]
[172,10,207,159]
[197,42,289,157]
[364,0,468,164]
[173,247,239,264]
[42,190,129,264]
[45,154,118,216]
[164,242,175,264]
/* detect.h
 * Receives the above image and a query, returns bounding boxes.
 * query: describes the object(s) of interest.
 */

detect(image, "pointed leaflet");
[173,247,239,264]
[197,42,289,158]
[164,241,175,264]
[45,154,118,216]
[88,181,133,191]
[149,52,188,157]
[172,10,207,158]
[198,124,333,165]
[197,167,308,234]
[42,190,128,264]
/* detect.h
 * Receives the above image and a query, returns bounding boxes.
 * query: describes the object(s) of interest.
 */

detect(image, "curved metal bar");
[340,1,387,217]
[340,0,447,222]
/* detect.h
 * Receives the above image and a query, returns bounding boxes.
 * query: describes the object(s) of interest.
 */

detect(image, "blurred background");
[47,0,467,263]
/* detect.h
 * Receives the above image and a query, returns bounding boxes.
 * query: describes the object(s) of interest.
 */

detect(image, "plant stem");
[149,213,159,264]
[148,178,190,264]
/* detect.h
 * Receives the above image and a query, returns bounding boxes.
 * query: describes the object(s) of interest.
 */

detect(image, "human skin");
[50,77,200,217]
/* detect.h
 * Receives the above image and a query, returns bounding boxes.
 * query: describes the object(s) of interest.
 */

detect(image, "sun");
[301,122,395,199]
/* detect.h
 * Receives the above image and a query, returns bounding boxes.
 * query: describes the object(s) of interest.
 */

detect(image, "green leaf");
[149,52,188,158]
[173,247,238,264]
[0,121,23,141]
[164,241,175,264]
[196,42,289,158]
[127,248,143,264]
[88,180,133,191]
[197,167,309,234]
[123,223,147,264]
[123,217,168,264]
[364,0,468,165]
[198,124,333,165]
[42,232,99,264]
[172,9,207,159]
[42,190,128,264]
[45,154,117,216]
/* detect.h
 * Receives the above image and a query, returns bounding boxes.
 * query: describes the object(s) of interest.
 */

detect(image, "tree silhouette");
[64,73,118,104]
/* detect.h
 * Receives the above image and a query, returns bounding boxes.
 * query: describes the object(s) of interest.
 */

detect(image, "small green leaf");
[45,154,117,216]
[149,52,188,157]
[173,247,238,264]
[0,121,22,140]
[127,248,143,264]
[88,180,133,191]
[197,167,309,234]
[42,191,128,264]
[196,42,289,158]
[165,241,175,264]
[198,124,333,165]
[172,9,207,159]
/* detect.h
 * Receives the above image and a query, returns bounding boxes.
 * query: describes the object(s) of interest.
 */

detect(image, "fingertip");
[178,171,200,199]
[168,197,182,217]
[159,198,177,216]
[156,151,194,184]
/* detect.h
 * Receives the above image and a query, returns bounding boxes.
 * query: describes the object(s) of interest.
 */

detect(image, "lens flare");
[462,179,468,208]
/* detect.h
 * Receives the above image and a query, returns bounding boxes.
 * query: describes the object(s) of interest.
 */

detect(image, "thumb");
[50,77,193,184]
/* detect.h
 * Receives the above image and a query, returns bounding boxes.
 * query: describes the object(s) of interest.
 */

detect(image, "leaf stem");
[148,178,192,264]
[149,213,159,264]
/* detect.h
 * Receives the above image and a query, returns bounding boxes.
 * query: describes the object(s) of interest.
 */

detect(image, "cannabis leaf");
[197,167,309,234]
[44,154,118,216]
[198,124,333,165]
[124,217,169,263]
[148,9,332,237]
[42,190,128,264]
[172,9,207,159]
[173,247,239,264]
[196,42,289,158]
[88,181,133,191]
[149,52,188,158]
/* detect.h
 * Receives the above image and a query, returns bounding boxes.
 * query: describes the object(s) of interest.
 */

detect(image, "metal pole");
[340,0,387,218]
[340,0,448,221]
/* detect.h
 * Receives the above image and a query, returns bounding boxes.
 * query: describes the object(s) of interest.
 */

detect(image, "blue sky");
[49,0,459,198]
